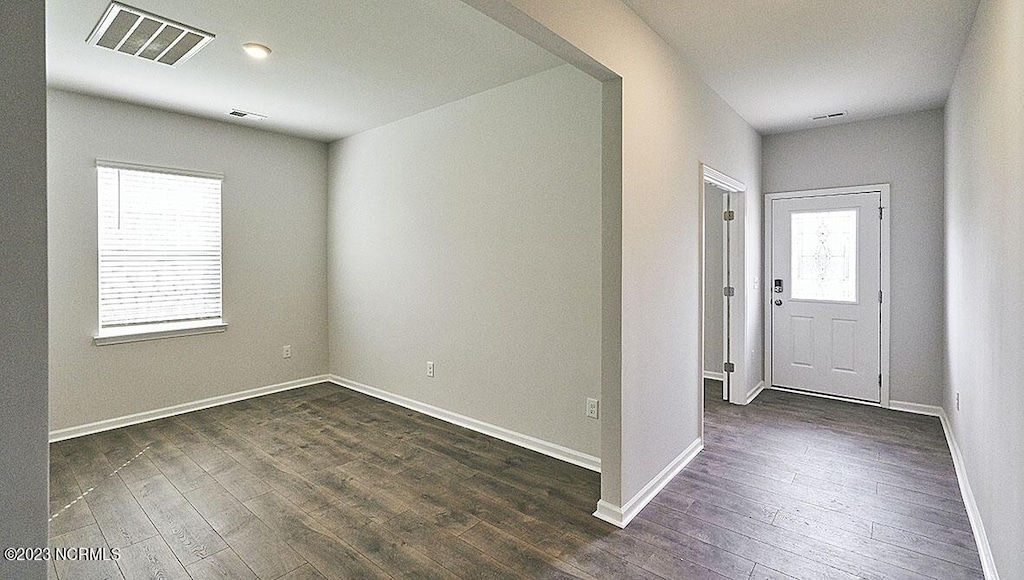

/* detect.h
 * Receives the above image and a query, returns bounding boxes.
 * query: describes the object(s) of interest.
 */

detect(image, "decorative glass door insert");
[790,209,857,302]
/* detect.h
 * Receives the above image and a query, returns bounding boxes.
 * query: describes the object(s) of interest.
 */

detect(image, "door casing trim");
[764,184,891,407]
[701,163,746,417]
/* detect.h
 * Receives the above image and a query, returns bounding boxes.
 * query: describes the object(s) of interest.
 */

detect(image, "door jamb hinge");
[723,362,735,373]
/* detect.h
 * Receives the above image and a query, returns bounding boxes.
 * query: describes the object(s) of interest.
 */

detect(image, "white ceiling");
[47,1,565,142]
[622,0,981,134]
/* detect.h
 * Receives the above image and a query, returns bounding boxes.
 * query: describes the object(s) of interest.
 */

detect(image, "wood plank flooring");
[48,381,981,579]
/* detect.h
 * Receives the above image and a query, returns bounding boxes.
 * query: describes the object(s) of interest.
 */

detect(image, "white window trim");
[94,319,227,346]
[95,159,224,180]
[94,159,226,346]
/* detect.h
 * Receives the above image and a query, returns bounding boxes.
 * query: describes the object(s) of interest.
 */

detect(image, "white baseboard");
[769,385,885,408]
[593,437,702,528]
[703,371,725,382]
[938,409,1000,580]
[889,400,943,417]
[328,375,601,473]
[743,380,765,405]
[49,375,332,442]
[767,392,998,578]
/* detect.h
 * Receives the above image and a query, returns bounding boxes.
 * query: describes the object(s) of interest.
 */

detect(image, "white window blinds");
[97,163,223,332]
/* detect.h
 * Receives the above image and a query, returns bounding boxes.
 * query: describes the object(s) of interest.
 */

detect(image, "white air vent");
[87,1,214,66]
[811,111,848,121]
[228,109,267,121]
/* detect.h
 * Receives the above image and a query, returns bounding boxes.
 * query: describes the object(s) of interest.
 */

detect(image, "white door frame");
[700,164,745,411]
[764,184,892,408]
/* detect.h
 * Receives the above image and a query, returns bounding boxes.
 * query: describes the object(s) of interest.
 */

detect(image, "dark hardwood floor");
[48,380,982,579]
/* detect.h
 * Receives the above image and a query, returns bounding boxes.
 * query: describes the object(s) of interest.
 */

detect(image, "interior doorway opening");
[704,181,730,401]
[700,164,745,417]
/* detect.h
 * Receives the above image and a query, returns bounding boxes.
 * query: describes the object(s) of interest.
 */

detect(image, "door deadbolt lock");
[773,279,784,293]
[774,299,783,306]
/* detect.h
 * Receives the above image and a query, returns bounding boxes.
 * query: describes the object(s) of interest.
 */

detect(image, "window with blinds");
[97,162,223,339]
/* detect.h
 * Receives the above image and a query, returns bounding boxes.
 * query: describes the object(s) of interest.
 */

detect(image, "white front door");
[770,191,882,402]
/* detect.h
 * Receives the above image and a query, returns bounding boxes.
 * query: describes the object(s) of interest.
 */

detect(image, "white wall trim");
[95,158,225,181]
[593,437,702,528]
[329,375,601,473]
[702,164,745,193]
[768,385,889,409]
[49,374,331,442]
[743,380,765,405]
[937,409,1000,580]
[703,371,725,382]
[768,389,998,577]
[93,320,227,346]
[889,400,943,417]
[859,400,999,579]
[771,389,949,417]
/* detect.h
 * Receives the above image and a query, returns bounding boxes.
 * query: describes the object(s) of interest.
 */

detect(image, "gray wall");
[48,90,330,432]
[703,184,725,376]
[328,65,604,457]
[763,109,946,406]
[0,1,49,577]
[471,0,763,509]
[740,174,765,403]
[945,0,1023,575]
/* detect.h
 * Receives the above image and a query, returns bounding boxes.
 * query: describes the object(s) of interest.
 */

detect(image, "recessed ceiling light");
[242,43,271,59]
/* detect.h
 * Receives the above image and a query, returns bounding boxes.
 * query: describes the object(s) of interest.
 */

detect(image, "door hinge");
[723,210,735,221]
[879,290,883,303]
[723,362,735,373]
[723,286,735,297]
[879,206,884,219]
[879,373,882,388]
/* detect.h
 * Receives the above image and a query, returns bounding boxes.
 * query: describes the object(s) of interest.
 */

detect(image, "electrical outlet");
[586,398,599,419]
[427,361,435,378]
[283,345,292,359]
[956,392,960,412]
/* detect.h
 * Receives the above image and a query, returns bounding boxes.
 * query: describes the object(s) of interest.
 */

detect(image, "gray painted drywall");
[328,65,603,457]
[741,178,765,403]
[47,90,329,432]
[466,0,762,508]
[0,1,49,577]
[599,78,624,494]
[763,109,946,407]
[704,184,725,376]
[945,0,1023,575]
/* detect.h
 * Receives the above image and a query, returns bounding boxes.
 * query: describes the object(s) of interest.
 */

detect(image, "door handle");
[774,299,782,306]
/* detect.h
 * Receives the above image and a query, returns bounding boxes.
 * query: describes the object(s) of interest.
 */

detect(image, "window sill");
[93,320,227,346]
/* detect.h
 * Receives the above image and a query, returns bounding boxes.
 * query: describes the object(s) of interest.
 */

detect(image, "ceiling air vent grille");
[811,111,848,121]
[87,2,214,66]
[228,110,267,121]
